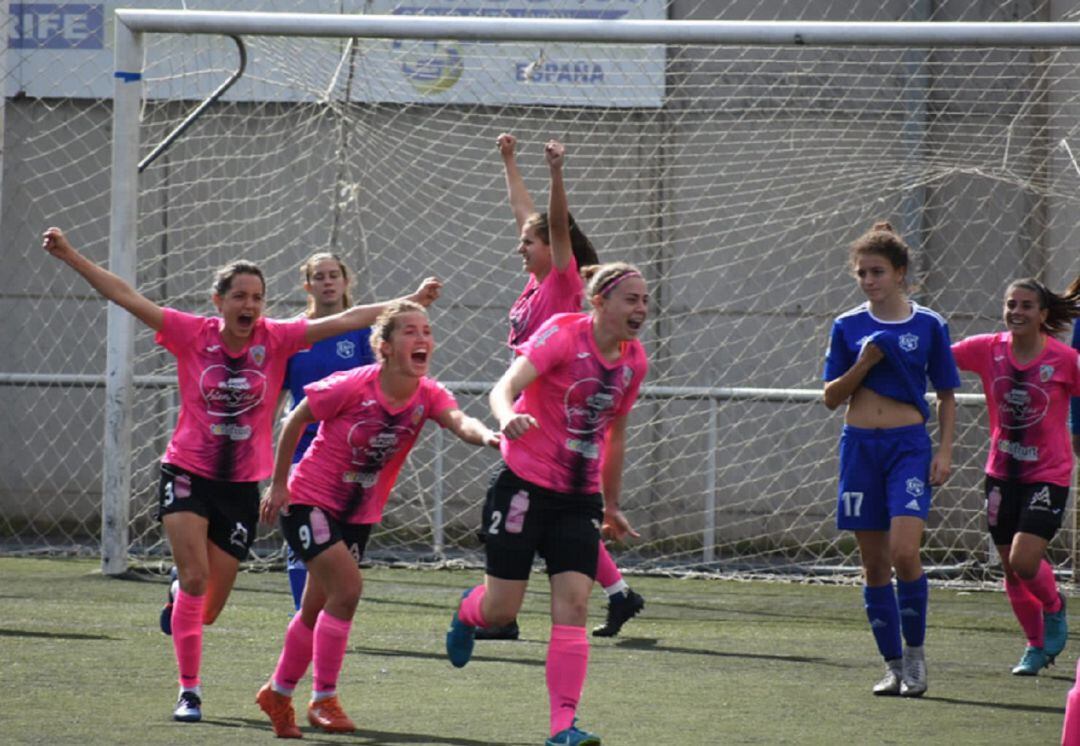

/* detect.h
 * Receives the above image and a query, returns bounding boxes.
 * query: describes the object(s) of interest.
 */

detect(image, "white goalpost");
[11,6,1080,580]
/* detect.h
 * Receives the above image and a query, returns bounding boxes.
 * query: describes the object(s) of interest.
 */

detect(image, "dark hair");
[301,252,353,317]
[849,221,910,273]
[523,211,600,269]
[1006,276,1080,336]
[212,260,265,297]
[581,262,644,300]
[370,300,428,361]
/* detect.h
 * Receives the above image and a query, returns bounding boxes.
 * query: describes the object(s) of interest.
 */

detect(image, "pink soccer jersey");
[156,308,309,482]
[508,256,584,351]
[952,332,1080,485]
[502,313,648,495]
[288,364,457,524]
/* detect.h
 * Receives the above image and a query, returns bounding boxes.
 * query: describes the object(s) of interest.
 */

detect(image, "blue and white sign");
[5,0,665,107]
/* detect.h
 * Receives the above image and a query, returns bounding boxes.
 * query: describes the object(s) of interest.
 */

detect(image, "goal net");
[6,1,1080,582]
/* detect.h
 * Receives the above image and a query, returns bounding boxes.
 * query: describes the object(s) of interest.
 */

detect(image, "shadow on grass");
[927,695,1065,715]
[614,637,838,666]
[0,627,116,641]
[348,644,545,667]
[204,716,531,744]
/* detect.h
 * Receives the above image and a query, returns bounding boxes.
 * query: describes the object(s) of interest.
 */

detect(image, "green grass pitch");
[0,558,1070,744]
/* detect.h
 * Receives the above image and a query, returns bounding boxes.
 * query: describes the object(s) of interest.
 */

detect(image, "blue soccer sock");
[896,574,929,648]
[287,560,307,611]
[864,583,902,661]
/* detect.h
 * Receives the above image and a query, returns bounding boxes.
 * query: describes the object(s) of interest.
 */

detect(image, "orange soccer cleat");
[307,695,356,733]
[256,683,303,739]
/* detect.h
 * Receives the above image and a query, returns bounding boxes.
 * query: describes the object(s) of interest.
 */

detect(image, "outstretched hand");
[42,227,75,260]
[545,139,565,169]
[411,277,443,307]
[497,133,517,158]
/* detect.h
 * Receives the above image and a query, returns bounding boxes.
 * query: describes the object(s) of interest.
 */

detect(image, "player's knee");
[177,567,210,597]
[1009,556,1040,580]
[890,546,921,577]
[484,601,520,627]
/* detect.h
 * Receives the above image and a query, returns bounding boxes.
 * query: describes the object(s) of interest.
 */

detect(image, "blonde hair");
[370,300,428,361]
[301,252,353,317]
[582,262,644,300]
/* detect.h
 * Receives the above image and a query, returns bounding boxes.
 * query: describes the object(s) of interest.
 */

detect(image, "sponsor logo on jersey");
[899,333,919,352]
[210,423,253,441]
[997,438,1039,462]
[905,478,925,498]
[336,339,355,359]
[577,351,592,359]
[993,377,1049,429]
[250,345,266,367]
[1040,364,1054,382]
[200,365,267,416]
[206,344,220,353]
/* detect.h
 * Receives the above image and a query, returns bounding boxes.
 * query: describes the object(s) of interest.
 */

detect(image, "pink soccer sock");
[1022,559,1063,613]
[546,625,589,736]
[1005,576,1044,648]
[312,610,352,696]
[458,585,489,628]
[172,588,205,691]
[595,542,624,592]
[272,614,315,694]
[1063,659,1080,746]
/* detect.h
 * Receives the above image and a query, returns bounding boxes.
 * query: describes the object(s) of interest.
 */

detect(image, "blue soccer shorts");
[837,423,932,531]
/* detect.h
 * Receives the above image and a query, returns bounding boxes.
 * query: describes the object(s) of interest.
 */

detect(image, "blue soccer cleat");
[446,590,477,668]
[1044,593,1068,660]
[172,690,202,722]
[545,720,601,746]
[160,566,178,636]
[1012,645,1050,676]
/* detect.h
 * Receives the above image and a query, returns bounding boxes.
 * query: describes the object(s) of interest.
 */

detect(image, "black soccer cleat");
[474,619,521,641]
[592,589,645,637]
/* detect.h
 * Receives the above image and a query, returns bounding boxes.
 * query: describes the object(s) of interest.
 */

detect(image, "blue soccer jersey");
[823,301,961,420]
[282,327,374,462]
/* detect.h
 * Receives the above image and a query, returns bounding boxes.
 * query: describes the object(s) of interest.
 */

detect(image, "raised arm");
[823,342,884,410]
[498,133,536,231]
[434,408,500,448]
[304,276,442,344]
[490,355,540,440]
[600,413,639,540]
[259,398,315,525]
[42,227,165,331]
[545,140,572,272]
[929,389,956,486]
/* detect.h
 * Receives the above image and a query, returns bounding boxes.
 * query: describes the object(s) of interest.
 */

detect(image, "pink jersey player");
[256,301,498,737]
[41,226,441,725]
[504,312,647,495]
[288,364,457,523]
[157,308,307,482]
[446,262,649,746]
[952,277,1080,685]
[952,331,1080,486]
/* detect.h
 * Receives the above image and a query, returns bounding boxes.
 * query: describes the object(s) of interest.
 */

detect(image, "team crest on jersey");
[250,345,266,367]
[899,333,919,352]
[337,340,355,359]
[622,365,634,386]
[411,405,425,426]
[905,477,925,498]
[1040,364,1054,382]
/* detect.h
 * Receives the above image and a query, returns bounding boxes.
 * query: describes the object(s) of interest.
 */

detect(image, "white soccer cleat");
[872,659,903,696]
[900,645,927,698]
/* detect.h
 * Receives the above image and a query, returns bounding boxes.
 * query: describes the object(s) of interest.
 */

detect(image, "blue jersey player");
[822,221,959,698]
